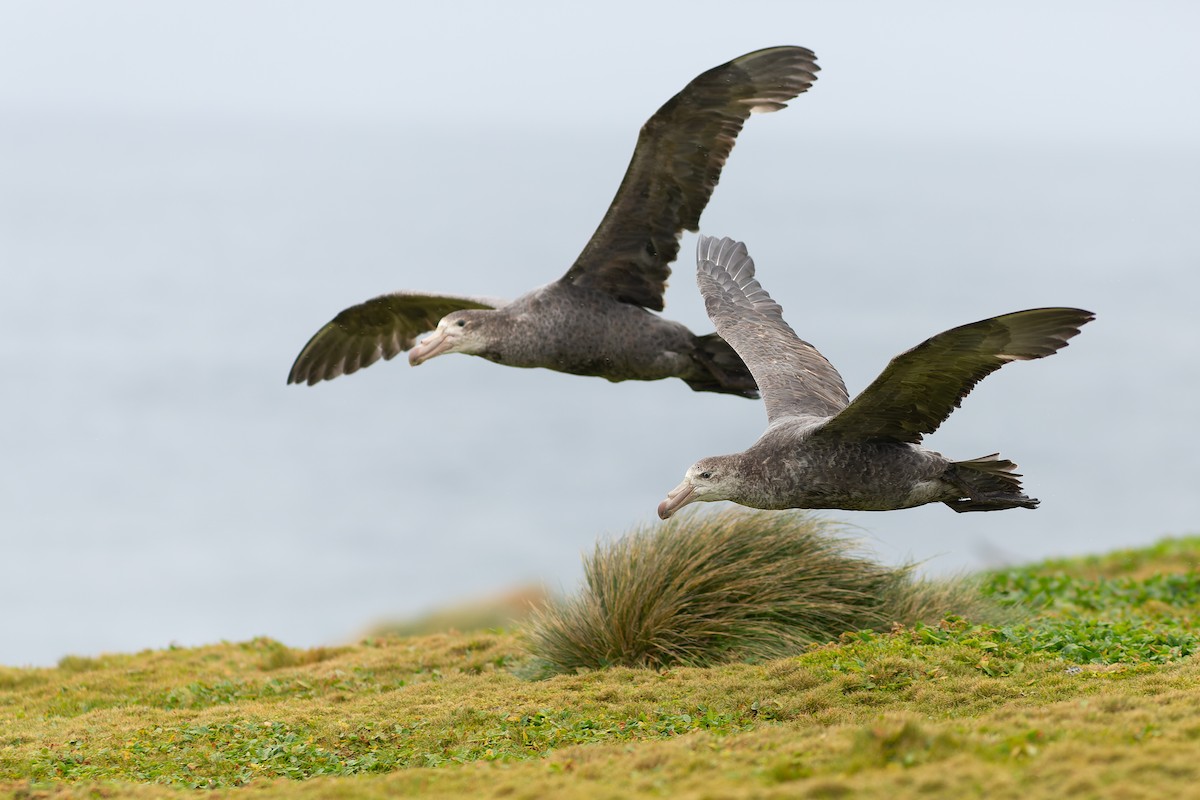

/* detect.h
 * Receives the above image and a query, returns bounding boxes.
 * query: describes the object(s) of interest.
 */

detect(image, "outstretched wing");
[695,236,849,423]
[816,307,1095,443]
[287,292,502,385]
[561,46,819,311]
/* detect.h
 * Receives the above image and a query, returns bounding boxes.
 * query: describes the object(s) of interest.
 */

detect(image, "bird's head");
[657,455,741,519]
[408,310,492,365]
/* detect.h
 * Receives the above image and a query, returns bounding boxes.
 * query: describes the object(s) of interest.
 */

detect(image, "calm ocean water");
[3,115,1198,666]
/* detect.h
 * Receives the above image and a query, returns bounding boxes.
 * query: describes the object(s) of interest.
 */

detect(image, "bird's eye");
[699,471,712,480]
[456,320,466,328]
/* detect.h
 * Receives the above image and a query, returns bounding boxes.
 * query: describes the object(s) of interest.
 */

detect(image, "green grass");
[526,509,1007,671]
[2,532,1200,799]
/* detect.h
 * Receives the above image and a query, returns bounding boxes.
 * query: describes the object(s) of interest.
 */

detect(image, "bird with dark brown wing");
[658,236,1094,519]
[288,47,819,396]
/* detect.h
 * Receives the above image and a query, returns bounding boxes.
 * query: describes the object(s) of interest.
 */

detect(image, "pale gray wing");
[561,46,819,311]
[287,292,503,385]
[816,307,1095,444]
[695,236,849,423]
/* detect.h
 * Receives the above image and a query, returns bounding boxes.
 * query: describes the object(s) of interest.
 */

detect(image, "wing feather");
[816,307,1095,443]
[287,292,502,385]
[562,46,819,310]
[695,236,849,423]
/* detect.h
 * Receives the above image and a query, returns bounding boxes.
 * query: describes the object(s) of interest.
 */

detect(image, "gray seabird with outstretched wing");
[288,47,820,396]
[658,236,1094,518]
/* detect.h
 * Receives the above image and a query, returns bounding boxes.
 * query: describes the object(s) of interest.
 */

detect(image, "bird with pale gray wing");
[658,236,1093,519]
[288,47,821,397]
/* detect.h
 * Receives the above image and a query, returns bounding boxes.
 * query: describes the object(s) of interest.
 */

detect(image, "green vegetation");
[527,509,1004,671]
[2,528,1199,799]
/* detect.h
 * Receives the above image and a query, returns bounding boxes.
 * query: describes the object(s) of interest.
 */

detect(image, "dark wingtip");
[287,354,336,387]
[286,357,316,386]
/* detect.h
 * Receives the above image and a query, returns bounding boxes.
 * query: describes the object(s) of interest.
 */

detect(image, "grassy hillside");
[3,534,1199,799]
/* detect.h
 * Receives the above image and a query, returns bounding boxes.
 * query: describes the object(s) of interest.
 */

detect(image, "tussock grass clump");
[528,508,997,672]
[881,573,1011,627]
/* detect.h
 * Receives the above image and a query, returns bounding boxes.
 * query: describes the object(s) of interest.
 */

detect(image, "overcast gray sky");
[1,1,1197,147]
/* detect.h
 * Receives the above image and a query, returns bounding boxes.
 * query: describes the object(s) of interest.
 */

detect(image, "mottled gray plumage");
[658,236,1094,519]
[288,46,820,393]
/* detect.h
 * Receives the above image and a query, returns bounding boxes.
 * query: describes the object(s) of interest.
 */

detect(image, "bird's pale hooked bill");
[657,481,695,519]
[408,330,452,366]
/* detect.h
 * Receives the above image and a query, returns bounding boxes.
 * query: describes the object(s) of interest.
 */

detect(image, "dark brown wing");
[816,308,1095,443]
[696,236,849,423]
[287,292,501,385]
[561,46,819,311]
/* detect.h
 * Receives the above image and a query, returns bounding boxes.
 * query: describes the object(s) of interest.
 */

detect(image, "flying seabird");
[658,236,1094,518]
[287,47,819,397]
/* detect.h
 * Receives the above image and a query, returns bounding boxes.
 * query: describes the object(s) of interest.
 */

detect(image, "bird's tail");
[685,333,760,398]
[942,454,1040,513]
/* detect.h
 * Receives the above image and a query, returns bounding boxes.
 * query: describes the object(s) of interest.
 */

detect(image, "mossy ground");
[3,535,1199,799]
